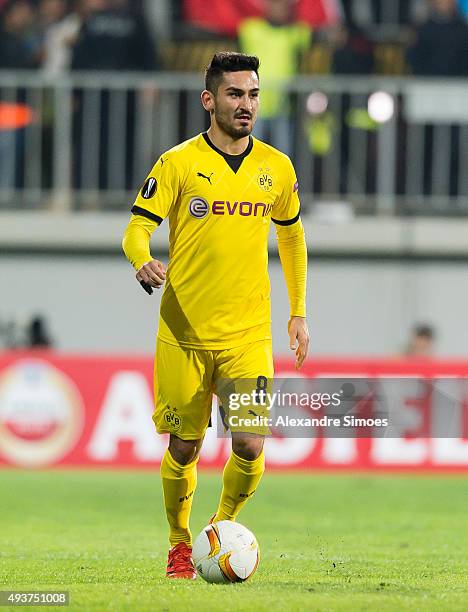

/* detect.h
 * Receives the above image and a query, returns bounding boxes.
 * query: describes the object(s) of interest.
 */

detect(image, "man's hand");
[288,316,309,369]
[136,259,166,289]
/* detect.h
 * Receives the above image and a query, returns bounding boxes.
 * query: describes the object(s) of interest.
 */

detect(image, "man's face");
[409,335,433,356]
[432,0,456,16]
[211,71,260,139]
[265,0,294,24]
[5,1,34,32]
[84,0,109,13]
[40,0,66,23]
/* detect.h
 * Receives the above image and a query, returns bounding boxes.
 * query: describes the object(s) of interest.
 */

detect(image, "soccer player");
[122,52,308,579]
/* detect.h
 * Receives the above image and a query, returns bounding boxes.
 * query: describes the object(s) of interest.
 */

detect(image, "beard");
[214,107,254,139]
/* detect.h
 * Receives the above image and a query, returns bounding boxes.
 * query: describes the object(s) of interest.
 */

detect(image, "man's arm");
[122,215,166,290]
[275,219,309,369]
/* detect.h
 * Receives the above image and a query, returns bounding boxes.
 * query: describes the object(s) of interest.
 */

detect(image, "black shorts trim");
[131,206,163,224]
[272,209,300,226]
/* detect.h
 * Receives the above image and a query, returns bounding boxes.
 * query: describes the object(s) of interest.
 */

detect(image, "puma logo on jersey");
[197,171,214,184]
[160,157,167,166]
[141,177,157,199]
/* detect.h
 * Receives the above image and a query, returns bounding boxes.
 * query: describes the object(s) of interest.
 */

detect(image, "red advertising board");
[0,351,467,471]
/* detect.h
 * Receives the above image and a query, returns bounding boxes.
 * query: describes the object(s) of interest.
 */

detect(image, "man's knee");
[232,435,264,461]
[168,435,203,465]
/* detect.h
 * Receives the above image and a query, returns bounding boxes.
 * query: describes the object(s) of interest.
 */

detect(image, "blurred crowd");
[1,0,468,202]
[0,0,159,74]
[1,0,468,77]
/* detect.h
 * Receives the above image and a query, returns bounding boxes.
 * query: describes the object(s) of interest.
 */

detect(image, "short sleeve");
[131,154,181,224]
[272,158,301,226]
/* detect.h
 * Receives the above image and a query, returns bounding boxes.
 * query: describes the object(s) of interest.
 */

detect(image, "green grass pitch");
[1,470,467,611]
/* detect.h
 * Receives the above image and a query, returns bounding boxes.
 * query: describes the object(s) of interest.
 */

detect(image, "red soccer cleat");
[166,542,197,579]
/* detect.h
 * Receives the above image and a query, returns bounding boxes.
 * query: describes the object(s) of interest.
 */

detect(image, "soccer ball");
[192,520,259,584]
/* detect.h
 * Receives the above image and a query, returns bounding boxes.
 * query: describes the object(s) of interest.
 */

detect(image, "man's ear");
[201,89,215,113]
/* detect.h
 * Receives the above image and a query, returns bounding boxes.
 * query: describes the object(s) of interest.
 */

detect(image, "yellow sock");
[214,451,265,522]
[160,449,198,547]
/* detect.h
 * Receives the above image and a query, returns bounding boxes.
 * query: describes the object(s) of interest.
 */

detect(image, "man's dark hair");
[413,323,435,340]
[205,52,260,93]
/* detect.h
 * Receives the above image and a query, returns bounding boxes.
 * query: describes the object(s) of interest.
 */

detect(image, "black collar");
[202,132,253,173]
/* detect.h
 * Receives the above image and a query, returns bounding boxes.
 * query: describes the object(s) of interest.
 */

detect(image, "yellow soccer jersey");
[131,132,301,349]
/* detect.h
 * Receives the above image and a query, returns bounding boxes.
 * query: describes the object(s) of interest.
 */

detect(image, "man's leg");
[213,433,265,522]
[213,340,273,522]
[160,435,203,546]
[153,339,214,577]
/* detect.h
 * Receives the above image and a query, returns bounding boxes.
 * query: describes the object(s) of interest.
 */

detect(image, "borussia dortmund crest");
[257,167,273,192]
[163,406,182,432]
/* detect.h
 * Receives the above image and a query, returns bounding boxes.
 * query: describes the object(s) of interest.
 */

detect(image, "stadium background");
[1,0,468,472]
[1,2,467,609]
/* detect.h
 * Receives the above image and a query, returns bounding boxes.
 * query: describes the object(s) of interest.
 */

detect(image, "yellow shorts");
[153,338,274,440]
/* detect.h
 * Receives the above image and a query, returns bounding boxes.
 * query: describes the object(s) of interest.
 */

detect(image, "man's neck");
[207,126,250,155]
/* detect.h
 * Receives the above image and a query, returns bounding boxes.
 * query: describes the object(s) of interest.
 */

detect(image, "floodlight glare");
[368,91,395,123]
[306,92,329,115]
